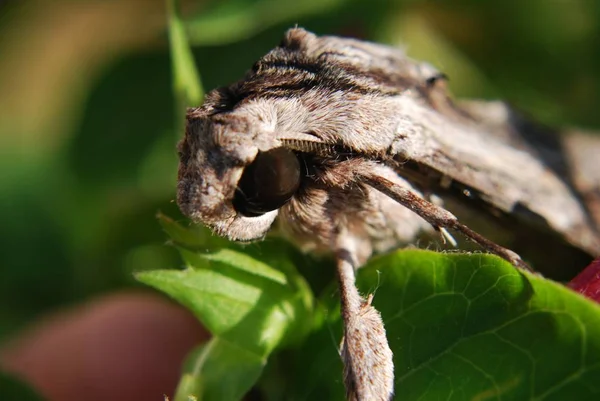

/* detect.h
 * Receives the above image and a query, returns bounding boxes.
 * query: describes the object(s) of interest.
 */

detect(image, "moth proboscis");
[176,28,600,401]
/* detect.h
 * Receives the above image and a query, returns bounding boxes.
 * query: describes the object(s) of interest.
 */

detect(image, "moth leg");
[361,171,533,272]
[335,237,394,401]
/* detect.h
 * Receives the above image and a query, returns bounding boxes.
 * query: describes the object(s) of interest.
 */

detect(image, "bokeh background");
[1,0,599,344]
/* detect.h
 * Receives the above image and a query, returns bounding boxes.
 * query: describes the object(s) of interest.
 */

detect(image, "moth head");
[177,108,302,242]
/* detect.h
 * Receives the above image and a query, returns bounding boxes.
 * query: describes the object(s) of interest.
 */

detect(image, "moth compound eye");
[233,147,301,217]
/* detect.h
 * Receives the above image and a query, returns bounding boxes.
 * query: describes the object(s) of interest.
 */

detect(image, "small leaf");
[136,253,312,356]
[137,216,314,400]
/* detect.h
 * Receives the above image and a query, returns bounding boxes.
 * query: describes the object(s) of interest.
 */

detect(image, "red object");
[568,258,600,302]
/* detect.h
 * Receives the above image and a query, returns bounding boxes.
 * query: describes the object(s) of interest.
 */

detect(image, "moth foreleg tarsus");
[335,241,394,401]
[450,221,534,273]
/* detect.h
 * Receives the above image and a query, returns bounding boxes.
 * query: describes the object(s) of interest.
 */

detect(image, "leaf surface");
[137,216,314,401]
[360,250,600,400]
[261,250,600,400]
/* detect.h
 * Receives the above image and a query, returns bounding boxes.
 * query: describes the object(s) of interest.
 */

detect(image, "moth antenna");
[336,236,394,401]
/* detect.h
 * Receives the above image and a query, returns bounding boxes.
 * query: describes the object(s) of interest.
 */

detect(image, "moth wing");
[391,98,600,257]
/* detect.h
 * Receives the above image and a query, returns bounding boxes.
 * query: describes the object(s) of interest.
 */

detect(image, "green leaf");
[167,0,203,108]
[257,290,346,400]
[149,213,600,400]
[157,212,230,250]
[260,250,600,400]
[137,217,314,400]
[359,250,600,400]
[157,212,333,301]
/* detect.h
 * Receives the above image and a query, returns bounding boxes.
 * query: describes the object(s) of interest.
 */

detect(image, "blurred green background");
[1,0,599,341]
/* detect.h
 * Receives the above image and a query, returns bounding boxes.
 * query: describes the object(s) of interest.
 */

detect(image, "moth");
[176,28,600,400]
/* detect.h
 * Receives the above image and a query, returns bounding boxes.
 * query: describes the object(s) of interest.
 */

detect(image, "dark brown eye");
[233,148,301,217]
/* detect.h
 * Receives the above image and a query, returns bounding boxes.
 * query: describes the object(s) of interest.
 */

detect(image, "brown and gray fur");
[177,28,600,400]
